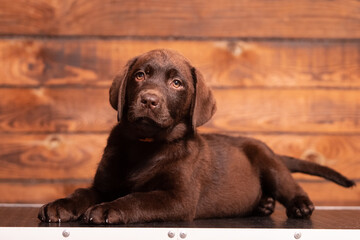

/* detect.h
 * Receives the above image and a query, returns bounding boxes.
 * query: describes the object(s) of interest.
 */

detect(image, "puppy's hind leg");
[265,158,315,218]
[253,195,276,217]
[244,141,314,219]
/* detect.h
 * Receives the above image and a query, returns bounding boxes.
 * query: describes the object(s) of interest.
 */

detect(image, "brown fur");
[38,49,355,224]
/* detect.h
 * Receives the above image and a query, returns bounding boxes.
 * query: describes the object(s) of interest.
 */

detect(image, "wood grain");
[0,182,90,203]
[1,39,360,88]
[0,0,359,206]
[0,134,103,179]
[299,182,360,206]
[1,88,360,134]
[0,88,115,133]
[244,134,359,179]
[208,89,360,134]
[0,0,359,39]
[0,133,358,179]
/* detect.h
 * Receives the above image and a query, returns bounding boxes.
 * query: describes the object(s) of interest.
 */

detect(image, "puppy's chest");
[122,144,177,190]
[100,140,188,197]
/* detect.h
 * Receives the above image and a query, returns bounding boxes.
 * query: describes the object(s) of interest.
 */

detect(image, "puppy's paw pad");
[286,196,314,219]
[254,196,275,216]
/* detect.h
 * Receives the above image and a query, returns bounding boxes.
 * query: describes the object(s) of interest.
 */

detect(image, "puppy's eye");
[135,71,145,81]
[171,79,183,89]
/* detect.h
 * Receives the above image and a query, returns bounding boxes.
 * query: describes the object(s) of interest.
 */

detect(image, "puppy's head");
[109,49,216,140]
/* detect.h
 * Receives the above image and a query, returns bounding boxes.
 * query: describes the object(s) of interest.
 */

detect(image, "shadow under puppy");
[38,49,355,224]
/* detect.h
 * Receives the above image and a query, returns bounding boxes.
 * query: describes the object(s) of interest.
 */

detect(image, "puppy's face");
[125,50,195,131]
[109,49,216,141]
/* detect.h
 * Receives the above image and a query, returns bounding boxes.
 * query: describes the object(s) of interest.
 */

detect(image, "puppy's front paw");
[286,196,314,219]
[38,198,80,223]
[83,203,127,225]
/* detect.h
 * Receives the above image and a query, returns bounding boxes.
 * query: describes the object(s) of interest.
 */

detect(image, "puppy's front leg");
[38,187,101,223]
[83,191,196,224]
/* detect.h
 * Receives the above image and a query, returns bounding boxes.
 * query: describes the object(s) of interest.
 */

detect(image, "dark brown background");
[0,0,359,205]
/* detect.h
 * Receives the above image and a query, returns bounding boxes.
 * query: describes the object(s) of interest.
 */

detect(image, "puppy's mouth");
[127,106,174,129]
[134,117,162,128]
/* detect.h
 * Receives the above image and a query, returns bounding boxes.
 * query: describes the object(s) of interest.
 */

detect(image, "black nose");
[140,93,160,109]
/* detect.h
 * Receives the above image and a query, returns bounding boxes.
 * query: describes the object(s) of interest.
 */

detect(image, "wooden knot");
[301,149,326,165]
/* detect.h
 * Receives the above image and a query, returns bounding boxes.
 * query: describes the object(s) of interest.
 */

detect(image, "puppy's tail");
[280,155,356,188]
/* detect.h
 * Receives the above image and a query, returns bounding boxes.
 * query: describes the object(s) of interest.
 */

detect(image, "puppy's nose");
[140,93,160,109]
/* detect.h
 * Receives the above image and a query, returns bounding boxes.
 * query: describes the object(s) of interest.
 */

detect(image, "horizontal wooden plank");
[0,182,90,204]
[246,134,359,180]
[208,89,360,134]
[299,182,360,206]
[0,0,359,39]
[1,39,360,88]
[1,88,360,134]
[0,181,357,205]
[0,134,102,179]
[0,88,116,133]
[0,133,358,180]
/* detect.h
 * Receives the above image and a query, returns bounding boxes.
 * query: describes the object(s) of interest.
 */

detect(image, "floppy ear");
[191,67,217,129]
[109,57,137,122]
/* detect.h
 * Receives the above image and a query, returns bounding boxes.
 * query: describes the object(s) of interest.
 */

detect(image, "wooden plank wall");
[0,0,359,205]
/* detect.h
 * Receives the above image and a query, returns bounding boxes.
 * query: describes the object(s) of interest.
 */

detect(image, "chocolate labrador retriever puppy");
[38,49,355,224]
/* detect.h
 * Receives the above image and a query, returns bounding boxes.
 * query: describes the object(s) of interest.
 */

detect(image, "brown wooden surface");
[0,182,90,203]
[209,89,360,134]
[1,88,360,134]
[0,0,360,39]
[1,39,360,88]
[0,88,115,133]
[0,0,359,205]
[299,182,359,206]
[1,133,358,204]
[0,134,102,179]
[0,133,358,180]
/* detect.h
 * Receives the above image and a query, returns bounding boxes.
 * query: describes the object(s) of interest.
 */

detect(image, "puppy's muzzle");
[140,92,160,110]
[130,89,172,128]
